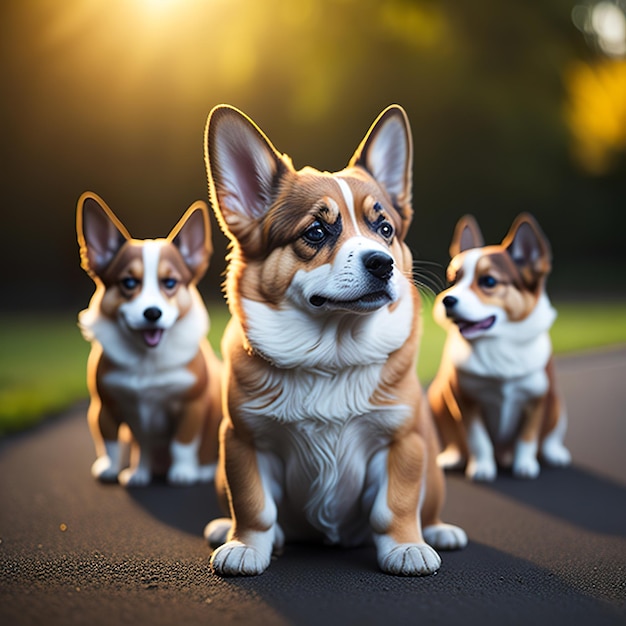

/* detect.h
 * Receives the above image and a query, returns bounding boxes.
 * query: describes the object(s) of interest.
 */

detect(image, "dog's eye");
[162,277,178,291]
[478,275,498,289]
[377,221,394,241]
[121,277,140,291]
[302,220,328,245]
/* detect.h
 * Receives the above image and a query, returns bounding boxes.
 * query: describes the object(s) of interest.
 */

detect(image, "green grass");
[1,300,625,436]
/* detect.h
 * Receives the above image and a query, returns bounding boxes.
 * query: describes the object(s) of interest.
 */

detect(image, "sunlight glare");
[592,1,626,56]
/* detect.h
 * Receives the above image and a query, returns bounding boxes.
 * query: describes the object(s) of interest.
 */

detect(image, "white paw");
[167,462,199,485]
[91,456,118,482]
[466,456,497,481]
[512,455,540,479]
[210,541,271,576]
[118,466,151,487]
[378,542,442,576]
[437,446,465,470]
[423,523,468,551]
[542,443,571,467]
[204,518,232,548]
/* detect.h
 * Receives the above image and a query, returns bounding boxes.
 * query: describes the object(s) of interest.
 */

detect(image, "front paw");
[466,456,497,481]
[437,446,465,470]
[204,518,232,548]
[378,542,442,576]
[512,455,540,479]
[91,456,118,483]
[541,442,571,467]
[210,540,271,576]
[167,462,199,485]
[423,523,468,551]
[118,466,151,487]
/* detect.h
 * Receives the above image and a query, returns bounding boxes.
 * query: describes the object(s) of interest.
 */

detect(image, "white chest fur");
[458,368,548,442]
[79,289,208,434]
[451,293,556,443]
[449,293,556,379]
[238,286,415,543]
[102,365,196,435]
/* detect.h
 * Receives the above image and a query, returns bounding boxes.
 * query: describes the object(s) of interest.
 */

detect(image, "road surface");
[1,348,625,626]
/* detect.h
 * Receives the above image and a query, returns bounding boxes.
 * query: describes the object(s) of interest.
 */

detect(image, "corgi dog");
[428,214,571,481]
[202,104,467,577]
[76,192,222,487]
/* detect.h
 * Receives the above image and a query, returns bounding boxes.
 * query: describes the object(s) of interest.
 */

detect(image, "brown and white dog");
[77,193,222,487]
[202,104,467,576]
[428,214,571,481]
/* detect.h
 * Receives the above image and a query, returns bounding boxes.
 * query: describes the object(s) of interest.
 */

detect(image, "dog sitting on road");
[202,104,467,576]
[77,193,222,487]
[428,213,571,481]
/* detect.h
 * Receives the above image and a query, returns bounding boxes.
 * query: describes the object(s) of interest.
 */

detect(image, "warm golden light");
[565,59,626,174]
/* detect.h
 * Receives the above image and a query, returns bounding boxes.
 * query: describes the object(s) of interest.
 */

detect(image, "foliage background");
[1,0,626,313]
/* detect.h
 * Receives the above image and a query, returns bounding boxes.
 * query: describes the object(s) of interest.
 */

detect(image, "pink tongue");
[142,328,164,347]
[459,315,495,336]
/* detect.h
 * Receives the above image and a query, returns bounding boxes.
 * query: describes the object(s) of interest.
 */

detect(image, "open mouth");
[141,328,164,348]
[309,290,392,312]
[454,315,496,338]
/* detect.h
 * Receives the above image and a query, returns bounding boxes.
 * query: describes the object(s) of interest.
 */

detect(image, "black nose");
[143,307,162,322]
[442,295,458,309]
[363,251,394,280]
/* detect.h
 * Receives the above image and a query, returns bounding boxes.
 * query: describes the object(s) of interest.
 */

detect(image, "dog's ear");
[168,201,212,281]
[205,105,289,254]
[449,215,484,257]
[503,213,552,289]
[349,105,413,240]
[77,192,131,279]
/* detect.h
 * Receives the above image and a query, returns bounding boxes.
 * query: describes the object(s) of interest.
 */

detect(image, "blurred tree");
[0,0,624,311]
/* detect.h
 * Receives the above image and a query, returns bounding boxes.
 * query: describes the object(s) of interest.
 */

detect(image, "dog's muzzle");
[308,250,396,313]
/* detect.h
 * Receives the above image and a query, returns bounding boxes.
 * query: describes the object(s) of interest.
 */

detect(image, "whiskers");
[408,259,446,299]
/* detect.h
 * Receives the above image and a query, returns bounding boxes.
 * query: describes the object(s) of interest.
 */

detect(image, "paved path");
[1,349,625,626]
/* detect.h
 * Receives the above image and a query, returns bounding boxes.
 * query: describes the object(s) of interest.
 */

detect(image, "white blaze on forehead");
[335,178,361,235]
[142,241,163,300]
[118,240,180,330]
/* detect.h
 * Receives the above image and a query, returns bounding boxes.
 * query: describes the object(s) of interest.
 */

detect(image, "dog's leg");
[512,397,545,479]
[541,413,571,466]
[168,438,202,485]
[370,435,443,576]
[209,426,279,576]
[465,416,497,481]
[167,395,208,485]
[88,400,123,482]
[428,378,468,470]
[541,406,571,467]
[421,426,468,550]
[118,434,153,487]
[91,440,122,482]
[540,359,570,466]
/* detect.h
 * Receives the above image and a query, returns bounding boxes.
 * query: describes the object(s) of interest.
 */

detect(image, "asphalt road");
[1,348,625,626]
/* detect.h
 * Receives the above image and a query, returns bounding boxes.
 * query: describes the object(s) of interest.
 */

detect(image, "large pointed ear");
[77,192,131,279]
[503,213,552,288]
[205,105,288,254]
[349,105,413,240]
[168,200,212,281]
[449,215,485,258]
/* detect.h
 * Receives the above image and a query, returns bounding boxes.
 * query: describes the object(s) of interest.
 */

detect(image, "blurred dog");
[77,193,222,486]
[428,213,571,481]
[202,104,467,576]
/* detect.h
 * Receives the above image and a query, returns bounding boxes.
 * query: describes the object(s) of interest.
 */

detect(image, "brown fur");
[77,192,222,486]
[203,104,466,576]
[428,213,570,480]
